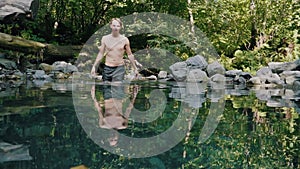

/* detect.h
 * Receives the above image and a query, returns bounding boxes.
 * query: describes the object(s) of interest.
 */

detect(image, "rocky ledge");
[166,55,300,90]
[0,54,299,90]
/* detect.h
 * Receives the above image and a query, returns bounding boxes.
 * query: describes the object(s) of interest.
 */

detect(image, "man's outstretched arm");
[125,38,139,75]
[91,38,105,76]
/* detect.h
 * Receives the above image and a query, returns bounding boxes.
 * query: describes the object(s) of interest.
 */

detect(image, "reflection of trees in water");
[0,81,299,168]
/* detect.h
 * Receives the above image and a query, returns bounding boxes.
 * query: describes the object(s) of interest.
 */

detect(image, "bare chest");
[105,38,126,52]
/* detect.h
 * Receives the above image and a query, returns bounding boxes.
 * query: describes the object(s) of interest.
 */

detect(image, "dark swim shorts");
[102,64,125,82]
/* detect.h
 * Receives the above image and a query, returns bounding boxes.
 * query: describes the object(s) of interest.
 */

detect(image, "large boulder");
[0,0,39,22]
[206,61,225,77]
[225,70,242,78]
[268,59,300,73]
[279,71,300,85]
[0,58,17,70]
[39,63,53,74]
[32,70,46,79]
[169,62,188,81]
[285,75,300,85]
[185,55,208,70]
[256,67,272,77]
[240,72,252,80]
[248,77,262,85]
[248,74,284,86]
[266,74,284,85]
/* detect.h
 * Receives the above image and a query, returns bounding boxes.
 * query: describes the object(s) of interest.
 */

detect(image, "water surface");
[0,80,299,168]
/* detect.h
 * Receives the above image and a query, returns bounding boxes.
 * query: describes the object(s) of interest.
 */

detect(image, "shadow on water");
[0,79,299,168]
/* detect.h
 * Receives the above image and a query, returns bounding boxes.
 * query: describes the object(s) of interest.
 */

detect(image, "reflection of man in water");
[91,84,138,145]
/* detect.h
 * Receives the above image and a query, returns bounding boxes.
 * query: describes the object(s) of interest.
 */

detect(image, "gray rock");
[293,81,300,90]
[294,59,300,70]
[268,60,300,73]
[52,61,78,74]
[267,74,284,85]
[12,71,24,79]
[39,63,53,73]
[185,55,208,70]
[0,0,38,21]
[0,58,17,70]
[33,70,46,79]
[248,77,262,85]
[256,67,272,77]
[225,77,234,83]
[158,71,168,79]
[169,62,188,81]
[240,72,252,80]
[285,76,300,85]
[280,71,300,78]
[186,69,208,82]
[225,70,242,77]
[206,61,225,77]
[280,71,300,85]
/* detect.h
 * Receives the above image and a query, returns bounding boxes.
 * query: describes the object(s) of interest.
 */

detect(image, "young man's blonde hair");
[110,18,123,27]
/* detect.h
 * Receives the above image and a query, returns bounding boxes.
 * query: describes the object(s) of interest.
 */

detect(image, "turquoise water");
[0,80,299,168]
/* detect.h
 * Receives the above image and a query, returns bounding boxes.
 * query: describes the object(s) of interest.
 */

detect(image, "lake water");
[0,78,299,169]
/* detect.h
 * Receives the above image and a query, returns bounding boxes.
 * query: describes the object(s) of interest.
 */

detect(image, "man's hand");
[91,66,97,76]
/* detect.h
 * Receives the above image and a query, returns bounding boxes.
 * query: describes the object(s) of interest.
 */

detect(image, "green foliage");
[193,0,300,72]
[147,35,195,61]
[0,0,299,71]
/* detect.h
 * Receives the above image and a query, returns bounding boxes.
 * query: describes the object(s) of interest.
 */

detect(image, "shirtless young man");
[91,18,139,81]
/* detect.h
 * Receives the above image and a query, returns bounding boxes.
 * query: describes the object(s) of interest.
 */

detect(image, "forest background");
[1,0,299,74]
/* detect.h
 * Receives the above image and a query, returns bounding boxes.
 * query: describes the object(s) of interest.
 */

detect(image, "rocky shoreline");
[167,55,300,90]
[0,54,299,114]
[0,54,299,90]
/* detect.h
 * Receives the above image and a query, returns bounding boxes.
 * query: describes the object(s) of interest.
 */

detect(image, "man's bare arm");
[91,38,106,75]
[125,38,138,73]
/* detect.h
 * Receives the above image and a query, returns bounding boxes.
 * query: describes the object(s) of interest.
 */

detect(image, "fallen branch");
[0,32,83,62]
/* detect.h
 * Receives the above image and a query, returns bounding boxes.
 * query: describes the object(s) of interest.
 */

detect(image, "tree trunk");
[0,32,82,62]
[249,0,257,50]
[187,0,195,35]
